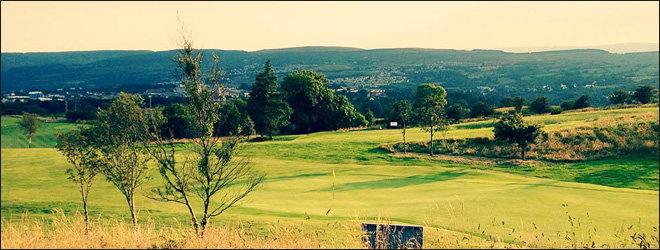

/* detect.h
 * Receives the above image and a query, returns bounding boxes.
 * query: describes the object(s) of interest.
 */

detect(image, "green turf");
[1,107,658,245]
[1,116,77,148]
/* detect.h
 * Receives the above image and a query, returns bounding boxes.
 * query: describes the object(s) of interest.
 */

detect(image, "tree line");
[160,59,371,140]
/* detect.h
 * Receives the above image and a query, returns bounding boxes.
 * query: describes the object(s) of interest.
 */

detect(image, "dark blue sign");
[361,223,423,249]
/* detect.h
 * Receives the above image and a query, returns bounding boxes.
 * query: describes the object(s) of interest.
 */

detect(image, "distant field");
[1,107,659,248]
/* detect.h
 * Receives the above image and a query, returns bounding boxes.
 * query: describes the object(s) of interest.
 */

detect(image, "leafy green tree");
[364,108,375,126]
[609,90,631,105]
[512,97,527,112]
[331,94,365,128]
[529,96,551,114]
[493,112,544,160]
[500,97,514,108]
[18,112,39,148]
[93,93,152,228]
[573,95,590,109]
[445,103,467,123]
[248,59,292,140]
[632,85,659,104]
[56,126,100,234]
[413,83,448,156]
[389,100,412,154]
[281,70,362,133]
[469,102,495,118]
[281,70,330,133]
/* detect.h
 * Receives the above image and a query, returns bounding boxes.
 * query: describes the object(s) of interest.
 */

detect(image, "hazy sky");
[2,1,658,52]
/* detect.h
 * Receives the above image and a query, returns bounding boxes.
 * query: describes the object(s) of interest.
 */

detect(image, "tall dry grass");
[3,208,658,249]
[0,210,350,249]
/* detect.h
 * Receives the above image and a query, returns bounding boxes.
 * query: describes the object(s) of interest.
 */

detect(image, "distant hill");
[254,46,364,53]
[497,42,659,54]
[1,47,658,106]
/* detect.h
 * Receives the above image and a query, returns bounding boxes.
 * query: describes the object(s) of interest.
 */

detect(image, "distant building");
[46,94,65,101]
[6,95,30,103]
[28,91,44,99]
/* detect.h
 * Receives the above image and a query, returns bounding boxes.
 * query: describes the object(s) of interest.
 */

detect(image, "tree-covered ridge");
[2,48,657,107]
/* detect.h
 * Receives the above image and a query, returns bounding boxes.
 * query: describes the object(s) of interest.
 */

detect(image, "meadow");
[1,107,659,248]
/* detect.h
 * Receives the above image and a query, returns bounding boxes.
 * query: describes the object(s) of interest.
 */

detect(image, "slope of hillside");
[1,107,658,248]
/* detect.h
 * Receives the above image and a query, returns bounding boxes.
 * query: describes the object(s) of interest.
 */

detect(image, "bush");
[469,102,495,118]
[549,107,563,115]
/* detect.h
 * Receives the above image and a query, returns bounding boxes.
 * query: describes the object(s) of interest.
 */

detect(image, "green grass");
[1,116,77,148]
[1,107,659,246]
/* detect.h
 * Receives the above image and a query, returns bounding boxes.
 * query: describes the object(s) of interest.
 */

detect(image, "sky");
[1,1,659,52]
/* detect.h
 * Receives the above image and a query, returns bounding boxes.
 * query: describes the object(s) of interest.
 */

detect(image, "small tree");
[56,126,100,234]
[512,97,527,112]
[573,95,590,109]
[609,90,631,105]
[94,93,152,229]
[632,85,659,104]
[364,108,375,127]
[143,20,265,236]
[493,112,544,160]
[389,100,412,154]
[529,96,551,114]
[240,116,255,139]
[470,102,495,118]
[18,112,39,148]
[413,83,447,156]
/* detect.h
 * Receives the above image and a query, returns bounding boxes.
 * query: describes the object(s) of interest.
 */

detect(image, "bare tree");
[56,126,100,234]
[389,100,412,154]
[143,17,265,236]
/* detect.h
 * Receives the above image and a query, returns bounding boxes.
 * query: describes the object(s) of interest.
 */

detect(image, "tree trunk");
[269,132,273,140]
[28,137,32,148]
[200,198,210,237]
[521,147,526,160]
[430,127,434,157]
[83,201,89,233]
[80,183,89,234]
[126,196,137,229]
[402,122,407,154]
[182,194,200,234]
